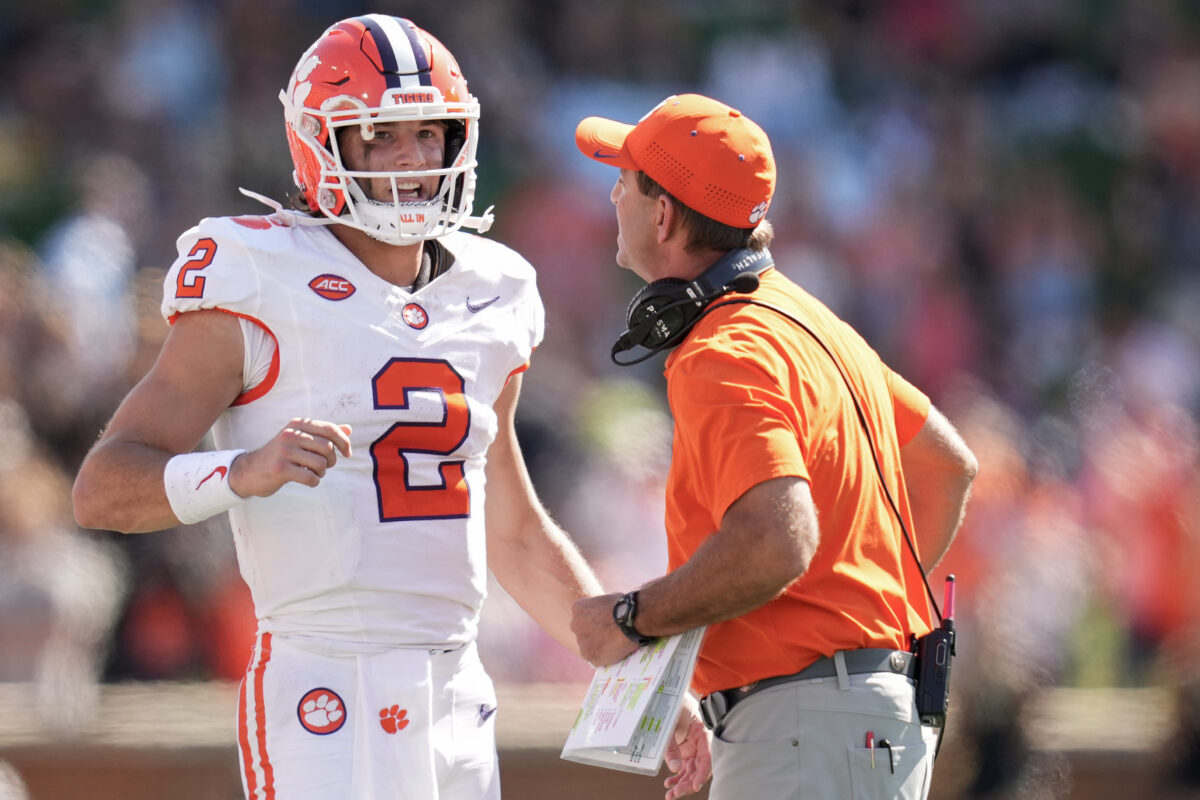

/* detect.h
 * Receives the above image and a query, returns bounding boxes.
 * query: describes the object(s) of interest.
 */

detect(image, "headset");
[610,247,774,365]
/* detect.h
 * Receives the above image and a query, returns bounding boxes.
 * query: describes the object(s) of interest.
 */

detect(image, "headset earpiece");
[611,248,775,364]
[623,278,699,350]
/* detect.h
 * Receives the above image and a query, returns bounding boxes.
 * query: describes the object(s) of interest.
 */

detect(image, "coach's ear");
[655,193,680,245]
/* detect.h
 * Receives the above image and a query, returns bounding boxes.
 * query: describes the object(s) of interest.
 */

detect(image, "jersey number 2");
[370,358,471,521]
[176,238,217,298]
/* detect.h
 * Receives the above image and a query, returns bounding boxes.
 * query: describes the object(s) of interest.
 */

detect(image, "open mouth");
[394,180,423,201]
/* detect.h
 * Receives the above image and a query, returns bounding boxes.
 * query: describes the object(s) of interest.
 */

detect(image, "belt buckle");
[699,692,728,730]
[889,651,907,673]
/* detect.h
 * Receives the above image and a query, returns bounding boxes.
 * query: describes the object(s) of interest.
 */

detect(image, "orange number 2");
[370,358,471,521]
[176,237,217,299]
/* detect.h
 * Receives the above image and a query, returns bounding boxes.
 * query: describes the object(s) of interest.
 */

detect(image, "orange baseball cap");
[576,93,775,229]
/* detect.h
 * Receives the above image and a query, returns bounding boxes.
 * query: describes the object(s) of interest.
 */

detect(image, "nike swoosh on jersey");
[466,296,500,313]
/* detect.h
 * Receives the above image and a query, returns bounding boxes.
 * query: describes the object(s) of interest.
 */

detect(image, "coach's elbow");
[960,444,979,484]
[952,446,980,508]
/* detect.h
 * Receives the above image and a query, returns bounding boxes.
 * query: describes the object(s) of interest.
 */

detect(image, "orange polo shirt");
[663,268,933,696]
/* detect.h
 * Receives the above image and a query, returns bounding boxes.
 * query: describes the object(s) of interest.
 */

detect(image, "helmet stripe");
[358,15,401,88]
[361,15,432,89]
[394,18,432,83]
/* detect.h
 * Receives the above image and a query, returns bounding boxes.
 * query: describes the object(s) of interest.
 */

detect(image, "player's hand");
[664,696,712,799]
[229,418,353,498]
[570,592,640,666]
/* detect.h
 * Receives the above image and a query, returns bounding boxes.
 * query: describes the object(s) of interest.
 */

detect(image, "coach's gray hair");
[635,172,775,253]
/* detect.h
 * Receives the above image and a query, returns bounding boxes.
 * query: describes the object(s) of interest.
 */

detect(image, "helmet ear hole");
[443,120,467,168]
[442,119,469,209]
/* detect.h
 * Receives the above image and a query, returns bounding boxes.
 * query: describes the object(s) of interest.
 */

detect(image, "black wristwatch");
[612,591,655,647]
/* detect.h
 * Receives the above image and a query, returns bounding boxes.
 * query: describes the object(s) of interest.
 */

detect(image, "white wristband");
[163,449,248,524]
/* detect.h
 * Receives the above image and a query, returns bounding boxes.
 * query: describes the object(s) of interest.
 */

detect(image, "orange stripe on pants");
[239,632,275,799]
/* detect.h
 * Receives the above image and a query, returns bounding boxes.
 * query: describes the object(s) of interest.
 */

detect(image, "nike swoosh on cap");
[466,296,500,313]
[593,150,619,158]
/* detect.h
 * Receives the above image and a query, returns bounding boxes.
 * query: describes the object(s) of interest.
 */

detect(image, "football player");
[73,15,709,799]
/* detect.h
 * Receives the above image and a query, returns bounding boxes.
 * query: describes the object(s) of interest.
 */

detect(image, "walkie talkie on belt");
[913,575,956,727]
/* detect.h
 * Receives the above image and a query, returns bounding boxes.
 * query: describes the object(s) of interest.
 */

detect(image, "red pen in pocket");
[867,731,875,768]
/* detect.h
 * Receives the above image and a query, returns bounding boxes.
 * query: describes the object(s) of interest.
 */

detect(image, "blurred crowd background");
[2,0,1200,797]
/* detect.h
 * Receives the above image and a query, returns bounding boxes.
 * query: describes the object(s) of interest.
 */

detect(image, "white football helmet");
[279,15,492,243]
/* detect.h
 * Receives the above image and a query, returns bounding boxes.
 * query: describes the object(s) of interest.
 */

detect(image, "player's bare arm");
[74,309,245,532]
[571,475,819,666]
[900,405,978,571]
[73,309,351,533]
[484,372,604,656]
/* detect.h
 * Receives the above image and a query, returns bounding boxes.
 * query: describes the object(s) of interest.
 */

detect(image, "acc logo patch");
[379,705,411,734]
[309,274,356,300]
[401,303,429,329]
[297,687,346,735]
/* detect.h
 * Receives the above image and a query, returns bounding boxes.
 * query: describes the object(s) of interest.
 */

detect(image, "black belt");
[699,648,916,731]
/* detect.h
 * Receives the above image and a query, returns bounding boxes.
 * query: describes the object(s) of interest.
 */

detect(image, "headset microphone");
[726,271,761,294]
[611,248,773,365]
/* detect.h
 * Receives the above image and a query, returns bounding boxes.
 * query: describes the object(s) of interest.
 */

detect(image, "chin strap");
[238,187,285,212]
[237,188,339,229]
[460,204,495,234]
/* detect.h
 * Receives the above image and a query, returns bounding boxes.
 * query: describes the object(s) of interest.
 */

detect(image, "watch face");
[613,593,651,646]
[613,597,632,623]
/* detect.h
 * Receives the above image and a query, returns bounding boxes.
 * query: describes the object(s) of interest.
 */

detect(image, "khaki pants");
[709,668,938,799]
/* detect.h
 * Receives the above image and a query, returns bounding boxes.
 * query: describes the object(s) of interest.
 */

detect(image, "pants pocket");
[847,742,934,800]
[709,737,804,799]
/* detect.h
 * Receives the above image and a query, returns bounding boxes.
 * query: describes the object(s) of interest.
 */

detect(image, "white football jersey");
[161,212,544,648]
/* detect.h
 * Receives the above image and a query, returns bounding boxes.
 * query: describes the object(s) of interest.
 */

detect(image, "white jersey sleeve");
[162,217,263,320]
[239,317,275,392]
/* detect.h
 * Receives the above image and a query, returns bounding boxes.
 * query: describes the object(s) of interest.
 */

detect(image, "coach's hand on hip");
[571,592,641,666]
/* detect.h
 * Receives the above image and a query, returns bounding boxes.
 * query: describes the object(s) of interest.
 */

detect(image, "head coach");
[569,93,979,800]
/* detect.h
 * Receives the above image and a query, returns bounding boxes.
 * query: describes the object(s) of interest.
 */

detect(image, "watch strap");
[613,591,655,647]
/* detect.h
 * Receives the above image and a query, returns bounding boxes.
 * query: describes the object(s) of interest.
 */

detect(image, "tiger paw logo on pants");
[379,705,410,734]
[297,688,346,734]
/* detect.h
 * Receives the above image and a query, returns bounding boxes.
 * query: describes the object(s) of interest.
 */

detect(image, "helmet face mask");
[280,15,483,244]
